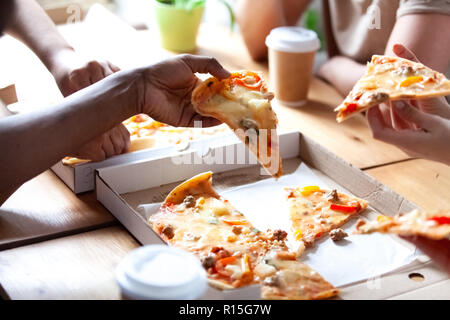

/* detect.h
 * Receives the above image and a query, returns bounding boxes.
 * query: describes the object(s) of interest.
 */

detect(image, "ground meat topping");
[232,225,242,235]
[329,228,348,242]
[325,189,339,202]
[161,225,175,239]
[201,255,216,269]
[271,229,288,241]
[394,65,414,77]
[211,247,231,260]
[263,275,279,287]
[368,92,389,104]
[303,237,314,248]
[182,195,196,208]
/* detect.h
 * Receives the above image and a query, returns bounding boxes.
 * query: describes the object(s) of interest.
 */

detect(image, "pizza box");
[51,132,239,194]
[95,131,450,299]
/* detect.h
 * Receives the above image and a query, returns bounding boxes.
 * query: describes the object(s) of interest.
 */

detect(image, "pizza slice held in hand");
[148,172,339,300]
[192,71,283,178]
[285,186,368,254]
[355,209,450,240]
[335,55,450,122]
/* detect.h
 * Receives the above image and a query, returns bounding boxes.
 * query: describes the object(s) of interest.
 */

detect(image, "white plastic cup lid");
[266,27,320,53]
[116,245,207,300]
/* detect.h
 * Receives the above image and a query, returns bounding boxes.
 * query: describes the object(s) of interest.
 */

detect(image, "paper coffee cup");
[116,245,207,300]
[266,27,320,107]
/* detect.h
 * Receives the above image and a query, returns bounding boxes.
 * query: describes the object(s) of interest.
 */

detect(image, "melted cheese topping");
[356,209,450,240]
[149,188,338,298]
[335,55,450,122]
[286,188,367,244]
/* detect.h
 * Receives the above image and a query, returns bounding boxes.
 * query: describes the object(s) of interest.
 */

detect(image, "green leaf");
[186,0,206,11]
[216,0,235,30]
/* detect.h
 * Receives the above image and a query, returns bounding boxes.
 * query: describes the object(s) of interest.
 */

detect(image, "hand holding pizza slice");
[335,52,450,123]
[192,71,283,178]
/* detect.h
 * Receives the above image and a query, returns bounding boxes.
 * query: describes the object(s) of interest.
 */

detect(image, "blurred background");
[37,0,325,47]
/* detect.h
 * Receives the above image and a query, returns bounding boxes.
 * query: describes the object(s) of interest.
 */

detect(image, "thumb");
[392,100,440,129]
[417,97,450,120]
[392,44,420,62]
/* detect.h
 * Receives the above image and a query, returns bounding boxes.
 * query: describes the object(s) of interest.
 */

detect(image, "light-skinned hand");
[367,44,450,165]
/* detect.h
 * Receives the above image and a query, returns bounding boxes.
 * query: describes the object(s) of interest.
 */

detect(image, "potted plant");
[154,0,234,53]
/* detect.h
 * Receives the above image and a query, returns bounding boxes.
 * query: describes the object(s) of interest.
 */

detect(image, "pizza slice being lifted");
[192,71,283,178]
[355,209,450,240]
[285,186,368,254]
[148,172,339,300]
[335,55,450,122]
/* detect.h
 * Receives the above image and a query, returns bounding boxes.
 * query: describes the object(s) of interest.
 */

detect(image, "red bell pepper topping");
[345,103,358,113]
[427,216,450,225]
[230,71,263,90]
[330,203,360,214]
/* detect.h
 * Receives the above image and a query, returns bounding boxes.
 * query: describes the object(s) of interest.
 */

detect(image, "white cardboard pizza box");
[95,131,450,299]
[52,132,238,194]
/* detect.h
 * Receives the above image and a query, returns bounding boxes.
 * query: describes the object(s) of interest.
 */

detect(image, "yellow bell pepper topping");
[294,230,303,240]
[299,186,321,196]
[377,215,393,223]
[400,76,423,87]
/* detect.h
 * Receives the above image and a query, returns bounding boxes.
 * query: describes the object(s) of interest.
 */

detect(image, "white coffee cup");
[116,245,207,300]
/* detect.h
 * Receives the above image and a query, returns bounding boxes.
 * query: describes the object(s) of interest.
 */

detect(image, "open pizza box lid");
[95,131,449,299]
[52,132,238,194]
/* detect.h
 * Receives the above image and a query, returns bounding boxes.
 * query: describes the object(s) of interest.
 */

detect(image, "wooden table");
[0,8,449,300]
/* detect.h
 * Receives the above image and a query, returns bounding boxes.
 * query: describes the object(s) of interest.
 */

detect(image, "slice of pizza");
[285,186,368,252]
[148,172,338,299]
[191,71,283,178]
[62,114,229,166]
[355,209,450,240]
[335,55,450,122]
[258,254,339,300]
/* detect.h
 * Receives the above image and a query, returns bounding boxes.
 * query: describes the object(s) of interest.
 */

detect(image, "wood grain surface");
[0,171,116,250]
[366,159,450,212]
[0,226,138,300]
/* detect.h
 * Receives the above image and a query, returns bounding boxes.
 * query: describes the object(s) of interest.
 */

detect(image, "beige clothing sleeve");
[397,0,450,18]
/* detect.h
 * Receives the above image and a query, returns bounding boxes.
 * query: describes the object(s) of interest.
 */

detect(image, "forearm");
[385,14,450,73]
[236,0,308,61]
[0,69,140,204]
[317,56,366,96]
[5,0,73,72]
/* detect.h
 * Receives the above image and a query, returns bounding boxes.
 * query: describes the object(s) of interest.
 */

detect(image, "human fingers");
[101,133,116,158]
[392,100,443,129]
[388,101,415,130]
[69,69,91,91]
[107,61,121,74]
[86,61,105,83]
[367,106,424,150]
[180,54,231,79]
[416,97,450,120]
[392,44,420,62]
[109,125,130,154]
[119,123,131,153]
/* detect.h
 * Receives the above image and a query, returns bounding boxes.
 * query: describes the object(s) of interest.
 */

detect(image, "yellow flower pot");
[154,1,205,53]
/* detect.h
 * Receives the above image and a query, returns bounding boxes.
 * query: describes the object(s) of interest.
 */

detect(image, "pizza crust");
[164,171,219,205]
